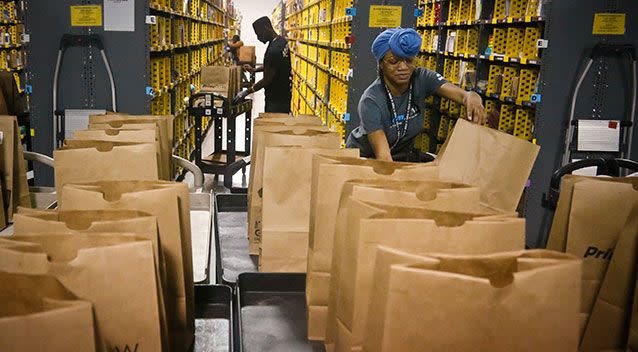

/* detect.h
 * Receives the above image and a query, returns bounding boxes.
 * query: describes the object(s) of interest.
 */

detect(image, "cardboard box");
[200,65,241,100]
[238,46,256,64]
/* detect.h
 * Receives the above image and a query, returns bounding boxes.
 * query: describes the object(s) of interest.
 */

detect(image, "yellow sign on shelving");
[592,13,626,35]
[70,5,102,27]
[369,5,402,28]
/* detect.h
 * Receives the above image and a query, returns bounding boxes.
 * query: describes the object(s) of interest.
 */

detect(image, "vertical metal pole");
[227,115,236,163]
[194,112,202,164]
[245,106,252,154]
[215,115,223,153]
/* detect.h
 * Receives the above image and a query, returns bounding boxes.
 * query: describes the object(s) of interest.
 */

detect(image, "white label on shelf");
[104,0,135,31]
[205,109,212,116]
[205,94,212,106]
[577,120,621,152]
[145,16,157,25]
[536,39,548,49]
[26,170,34,180]
[216,108,223,115]
[20,34,30,43]
[0,131,3,145]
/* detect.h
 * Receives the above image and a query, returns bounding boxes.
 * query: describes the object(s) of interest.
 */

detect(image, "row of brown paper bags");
[0,181,196,352]
[249,115,536,270]
[546,175,638,351]
[311,171,638,351]
[53,113,175,192]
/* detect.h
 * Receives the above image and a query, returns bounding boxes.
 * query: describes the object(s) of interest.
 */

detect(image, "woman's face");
[380,51,416,85]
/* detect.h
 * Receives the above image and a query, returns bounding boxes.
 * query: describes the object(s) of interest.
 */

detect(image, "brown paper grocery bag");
[580,205,638,351]
[13,208,168,285]
[327,195,520,350]
[53,140,159,191]
[74,128,164,180]
[307,156,439,274]
[58,181,194,351]
[248,128,340,255]
[436,118,540,211]
[363,249,581,352]
[0,271,98,352]
[89,115,173,180]
[248,121,327,203]
[11,210,171,351]
[319,179,493,342]
[560,180,638,335]
[547,175,638,252]
[0,233,164,352]
[247,123,329,223]
[306,157,439,340]
[335,198,522,350]
[260,147,359,272]
[0,115,31,221]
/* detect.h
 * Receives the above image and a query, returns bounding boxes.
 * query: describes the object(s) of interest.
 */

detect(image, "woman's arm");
[436,82,487,125]
[367,130,393,161]
[228,40,243,48]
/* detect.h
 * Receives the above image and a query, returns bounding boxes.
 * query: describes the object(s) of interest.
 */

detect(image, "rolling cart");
[188,91,253,192]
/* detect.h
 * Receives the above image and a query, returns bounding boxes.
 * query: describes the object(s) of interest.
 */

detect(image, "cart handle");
[605,158,638,177]
[188,92,229,108]
[172,155,204,191]
[23,151,54,168]
[542,158,608,210]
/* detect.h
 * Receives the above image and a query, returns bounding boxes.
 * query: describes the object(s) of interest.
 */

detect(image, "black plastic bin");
[214,193,258,286]
[236,273,325,352]
[193,284,234,352]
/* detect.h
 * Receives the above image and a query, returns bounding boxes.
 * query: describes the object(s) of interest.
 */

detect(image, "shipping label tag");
[577,119,621,152]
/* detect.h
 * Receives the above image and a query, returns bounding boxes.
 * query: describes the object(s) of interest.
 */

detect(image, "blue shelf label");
[414,8,424,17]
[24,84,32,94]
[530,94,541,103]
[342,113,350,122]
[145,86,155,97]
[345,7,356,16]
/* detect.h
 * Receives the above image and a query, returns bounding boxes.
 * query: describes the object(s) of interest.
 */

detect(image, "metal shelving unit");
[148,0,229,178]
[414,0,545,154]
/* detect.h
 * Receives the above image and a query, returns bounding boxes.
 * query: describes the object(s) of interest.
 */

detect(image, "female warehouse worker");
[346,28,487,161]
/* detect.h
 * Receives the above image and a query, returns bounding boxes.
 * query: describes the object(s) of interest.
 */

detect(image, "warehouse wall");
[234,0,281,63]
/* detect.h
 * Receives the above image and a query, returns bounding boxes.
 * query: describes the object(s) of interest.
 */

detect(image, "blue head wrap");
[371,28,422,62]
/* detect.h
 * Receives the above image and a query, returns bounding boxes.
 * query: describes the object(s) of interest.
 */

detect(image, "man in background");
[226,35,243,64]
[233,16,292,113]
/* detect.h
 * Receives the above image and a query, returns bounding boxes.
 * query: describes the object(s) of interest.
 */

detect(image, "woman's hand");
[463,91,487,125]
[436,83,487,125]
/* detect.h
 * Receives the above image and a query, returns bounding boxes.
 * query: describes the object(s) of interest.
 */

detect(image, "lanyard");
[384,83,412,150]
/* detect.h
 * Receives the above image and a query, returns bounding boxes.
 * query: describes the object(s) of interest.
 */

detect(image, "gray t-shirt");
[346,68,447,158]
